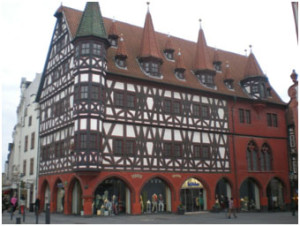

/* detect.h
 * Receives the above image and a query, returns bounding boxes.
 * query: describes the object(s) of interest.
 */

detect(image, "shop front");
[140,177,171,213]
[180,178,206,212]
[94,177,130,215]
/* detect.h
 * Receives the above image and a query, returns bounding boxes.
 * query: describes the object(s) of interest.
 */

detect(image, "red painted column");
[132,192,142,215]
[83,195,94,216]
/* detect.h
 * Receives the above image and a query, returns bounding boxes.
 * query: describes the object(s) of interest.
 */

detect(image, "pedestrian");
[20,195,25,214]
[228,197,237,219]
[10,195,17,213]
[224,196,229,213]
[35,198,40,214]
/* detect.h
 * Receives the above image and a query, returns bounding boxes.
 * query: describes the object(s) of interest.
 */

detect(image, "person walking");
[228,197,237,219]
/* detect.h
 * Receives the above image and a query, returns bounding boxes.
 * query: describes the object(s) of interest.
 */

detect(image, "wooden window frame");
[31,132,35,149]
[30,158,34,175]
[201,105,209,119]
[113,139,123,156]
[114,92,124,107]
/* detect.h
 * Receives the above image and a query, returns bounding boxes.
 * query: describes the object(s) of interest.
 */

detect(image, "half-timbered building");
[36,2,290,215]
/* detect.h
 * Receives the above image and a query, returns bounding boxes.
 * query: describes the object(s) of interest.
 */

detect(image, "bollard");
[35,205,39,224]
[45,203,50,224]
[23,208,25,222]
[16,217,21,224]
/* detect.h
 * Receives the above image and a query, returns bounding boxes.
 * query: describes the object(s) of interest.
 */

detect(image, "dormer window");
[267,87,272,97]
[108,35,118,47]
[196,73,215,88]
[213,62,222,72]
[164,50,174,61]
[175,70,185,80]
[115,57,126,69]
[224,80,234,90]
[241,76,268,99]
[139,58,162,78]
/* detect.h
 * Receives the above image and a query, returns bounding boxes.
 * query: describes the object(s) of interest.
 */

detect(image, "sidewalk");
[2,210,298,224]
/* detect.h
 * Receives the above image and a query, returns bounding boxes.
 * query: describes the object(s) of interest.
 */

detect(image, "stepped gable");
[59,6,284,105]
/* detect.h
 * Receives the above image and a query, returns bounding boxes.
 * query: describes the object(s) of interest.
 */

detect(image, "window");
[92,43,101,56]
[31,132,35,149]
[197,74,215,87]
[193,104,200,117]
[80,86,88,99]
[141,61,161,77]
[245,110,251,124]
[116,58,126,68]
[55,142,60,158]
[173,101,181,114]
[81,43,90,55]
[80,134,87,149]
[114,92,124,107]
[23,160,26,176]
[30,158,34,175]
[267,113,278,127]
[90,134,97,149]
[164,143,172,157]
[28,116,32,126]
[201,146,210,159]
[91,86,99,99]
[113,139,123,156]
[25,136,28,152]
[126,140,135,156]
[239,109,251,124]
[194,145,201,158]
[247,141,259,171]
[174,144,182,157]
[175,71,185,80]
[164,51,174,60]
[109,38,118,47]
[164,99,171,113]
[201,105,209,119]
[239,109,245,123]
[224,80,234,89]
[127,94,135,108]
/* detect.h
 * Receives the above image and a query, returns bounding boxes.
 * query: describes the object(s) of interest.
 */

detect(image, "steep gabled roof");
[74,2,107,40]
[116,34,128,57]
[244,52,264,78]
[193,26,214,72]
[175,50,186,70]
[139,10,162,61]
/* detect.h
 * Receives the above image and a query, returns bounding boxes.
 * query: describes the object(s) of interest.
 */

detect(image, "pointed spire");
[175,49,186,71]
[193,20,214,72]
[116,34,128,58]
[139,3,163,61]
[224,61,233,80]
[109,18,118,37]
[74,2,108,43]
[244,51,264,78]
[164,34,174,51]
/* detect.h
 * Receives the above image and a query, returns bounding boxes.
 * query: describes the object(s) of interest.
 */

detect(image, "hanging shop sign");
[181,178,203,189]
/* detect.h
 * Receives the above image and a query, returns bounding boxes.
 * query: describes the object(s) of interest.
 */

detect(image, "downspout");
[35,104,41,201]
[231,96,239,205]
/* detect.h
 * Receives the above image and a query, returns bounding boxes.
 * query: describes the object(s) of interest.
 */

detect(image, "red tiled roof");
[109,20,118,37]
[116,34,128,57]
[139,11,163,60]
[58,6,284,105]
[164,36,175,51]
[193,27,214,72]
[224,62,233,80]
[244,52,264,78]
[175,50,186,70]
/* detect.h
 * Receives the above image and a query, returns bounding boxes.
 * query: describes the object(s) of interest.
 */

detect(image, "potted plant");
[177,204,185,215]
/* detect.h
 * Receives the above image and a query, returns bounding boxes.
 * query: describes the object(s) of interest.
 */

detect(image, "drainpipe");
[231,96,239,206]
[35,105,41,202]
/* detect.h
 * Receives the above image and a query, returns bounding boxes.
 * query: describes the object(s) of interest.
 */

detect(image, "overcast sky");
[1,0,299,172]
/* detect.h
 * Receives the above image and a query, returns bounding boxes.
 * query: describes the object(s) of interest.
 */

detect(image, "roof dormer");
[193,20,216,88]
[115,34,128,69]
[174,49,186,80]
[223,61,234,90]
[164,35,175,61]
[240,48,268,99]
[138,3,163,78]
[213,49,222,72]
[108,19,119,47]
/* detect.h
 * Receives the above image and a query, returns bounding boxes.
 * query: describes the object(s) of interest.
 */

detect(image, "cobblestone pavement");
[1,210,298,224]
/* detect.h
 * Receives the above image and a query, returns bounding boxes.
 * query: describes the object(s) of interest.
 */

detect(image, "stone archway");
[94,177,131,215]
[215,177,232,209]
[180,178,207,212]
[67,178,83,215]
[53,178,65,213]
[140,177,172,214]
[239,178,261,211]
[267,178,285,211]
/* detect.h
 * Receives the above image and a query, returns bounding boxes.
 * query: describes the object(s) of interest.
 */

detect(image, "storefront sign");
[188,182,200,187]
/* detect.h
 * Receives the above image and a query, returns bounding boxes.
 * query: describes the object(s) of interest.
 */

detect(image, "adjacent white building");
[5,73,41,208]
